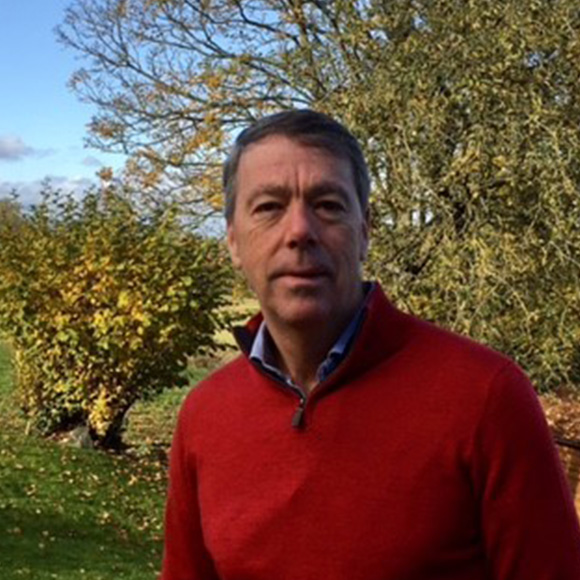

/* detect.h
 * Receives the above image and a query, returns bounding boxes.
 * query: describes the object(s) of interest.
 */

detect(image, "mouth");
[271,267,331,282]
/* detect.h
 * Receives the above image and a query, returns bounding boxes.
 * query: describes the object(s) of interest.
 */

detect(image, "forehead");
[236,135,355,193]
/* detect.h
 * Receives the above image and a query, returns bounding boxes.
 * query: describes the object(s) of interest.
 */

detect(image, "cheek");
[331,234,365,277]
[238,253,265,288]
[331,228,363,257]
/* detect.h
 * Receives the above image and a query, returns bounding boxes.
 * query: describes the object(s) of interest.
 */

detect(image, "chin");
[273,300,330,327]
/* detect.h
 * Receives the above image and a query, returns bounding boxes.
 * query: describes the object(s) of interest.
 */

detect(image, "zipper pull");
[292,397,307,429]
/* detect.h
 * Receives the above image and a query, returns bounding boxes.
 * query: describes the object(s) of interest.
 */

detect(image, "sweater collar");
[247,283,372,386]
[233,282,408,390]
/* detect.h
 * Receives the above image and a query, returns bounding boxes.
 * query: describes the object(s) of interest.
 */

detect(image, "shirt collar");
[249,282,373,387]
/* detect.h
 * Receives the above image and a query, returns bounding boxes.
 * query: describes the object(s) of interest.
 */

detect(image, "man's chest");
[192,378,485,580]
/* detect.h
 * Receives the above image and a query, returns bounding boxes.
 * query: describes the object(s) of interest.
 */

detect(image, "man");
[160,110,580,580]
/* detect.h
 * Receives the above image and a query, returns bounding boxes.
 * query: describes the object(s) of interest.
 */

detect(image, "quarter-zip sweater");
[160,284,580,580]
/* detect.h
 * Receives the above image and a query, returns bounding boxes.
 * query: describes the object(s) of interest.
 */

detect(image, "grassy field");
[0,343,206,580]
[0,299,253,579]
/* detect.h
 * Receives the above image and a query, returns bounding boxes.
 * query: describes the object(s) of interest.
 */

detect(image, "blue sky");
[0,0,125,204]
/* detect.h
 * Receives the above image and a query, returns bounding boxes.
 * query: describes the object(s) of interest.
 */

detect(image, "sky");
[0,0,125,205]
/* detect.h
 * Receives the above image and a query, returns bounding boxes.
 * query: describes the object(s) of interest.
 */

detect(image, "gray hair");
[222,109,370,222]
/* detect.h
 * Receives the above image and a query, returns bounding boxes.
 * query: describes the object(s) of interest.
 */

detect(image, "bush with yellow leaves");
[0,185,232,448]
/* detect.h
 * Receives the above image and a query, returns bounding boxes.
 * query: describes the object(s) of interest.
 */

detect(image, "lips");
[270,266,332,280]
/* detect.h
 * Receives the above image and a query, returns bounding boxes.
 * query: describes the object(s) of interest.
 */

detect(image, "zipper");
[291,394,307,429]
[245,357,312,429]
[260,368,310,429]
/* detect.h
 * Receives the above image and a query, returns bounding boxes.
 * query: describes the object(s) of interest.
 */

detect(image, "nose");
[284,202,319,249]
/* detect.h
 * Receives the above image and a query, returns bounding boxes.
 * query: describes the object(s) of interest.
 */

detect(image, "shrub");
[0,185,232,448]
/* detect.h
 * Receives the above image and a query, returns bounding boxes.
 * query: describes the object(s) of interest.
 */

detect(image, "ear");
[226,223,242,269]
[359,208,370,261]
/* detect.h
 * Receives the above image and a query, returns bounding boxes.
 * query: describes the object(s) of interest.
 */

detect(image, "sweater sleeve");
[159,402,220,580]
[471,362,580,579]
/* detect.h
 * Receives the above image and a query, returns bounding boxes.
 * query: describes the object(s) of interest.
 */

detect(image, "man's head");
[224,110,370,332]
[223,109,370,223]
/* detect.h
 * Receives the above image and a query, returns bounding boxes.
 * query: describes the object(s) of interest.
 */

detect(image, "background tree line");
[1,0,579,446]
[57,0,580,390]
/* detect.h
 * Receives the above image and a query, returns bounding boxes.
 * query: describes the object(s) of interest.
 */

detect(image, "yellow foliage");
[0,185,233,447]
[55,0,580,391]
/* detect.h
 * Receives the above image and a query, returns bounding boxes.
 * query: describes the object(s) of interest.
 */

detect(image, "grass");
[0,343,209,580]
[0,301,246,579]
[124,367,207,450]
[214,296,258,347]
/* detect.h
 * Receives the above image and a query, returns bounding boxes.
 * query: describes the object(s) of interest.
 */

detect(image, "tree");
[0,185,233,448]
[0,196,23,231]
[59,0,580,390]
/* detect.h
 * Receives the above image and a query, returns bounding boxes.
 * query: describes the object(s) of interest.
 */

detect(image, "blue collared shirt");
[249,283,372,390]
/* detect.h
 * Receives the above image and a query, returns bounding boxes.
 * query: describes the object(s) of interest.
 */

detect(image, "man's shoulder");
[364,283,512,373]
[411,313,508,361]
[178,354,254,416]
[398,310,533,399]
[381,311,539,434]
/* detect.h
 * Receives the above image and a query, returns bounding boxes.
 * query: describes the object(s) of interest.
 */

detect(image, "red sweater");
[160,284,580,580]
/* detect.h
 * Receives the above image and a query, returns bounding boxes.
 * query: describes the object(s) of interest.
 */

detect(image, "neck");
[263,302,361,393]
[267,327,332,393]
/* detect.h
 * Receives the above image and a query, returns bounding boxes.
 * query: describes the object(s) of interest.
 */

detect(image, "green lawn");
[0,343,205,580]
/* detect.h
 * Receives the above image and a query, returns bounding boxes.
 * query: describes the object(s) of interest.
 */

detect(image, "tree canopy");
[0,186,232,447]
[59,0,580,390]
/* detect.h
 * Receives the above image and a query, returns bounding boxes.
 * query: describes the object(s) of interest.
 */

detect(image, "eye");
[315,199,347,217]
[253,201,283,215]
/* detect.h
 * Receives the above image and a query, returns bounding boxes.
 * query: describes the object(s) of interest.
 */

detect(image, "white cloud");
[0,135,34,161]
[0,135,55,161]
[0,176,96,205]
[82,156,103,168]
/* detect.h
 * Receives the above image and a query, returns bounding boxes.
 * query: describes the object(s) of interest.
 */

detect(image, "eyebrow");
[248,184,289,200]
[248,181,353,204]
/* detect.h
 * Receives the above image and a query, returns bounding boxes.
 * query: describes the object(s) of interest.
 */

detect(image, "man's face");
[227,135,369,329]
